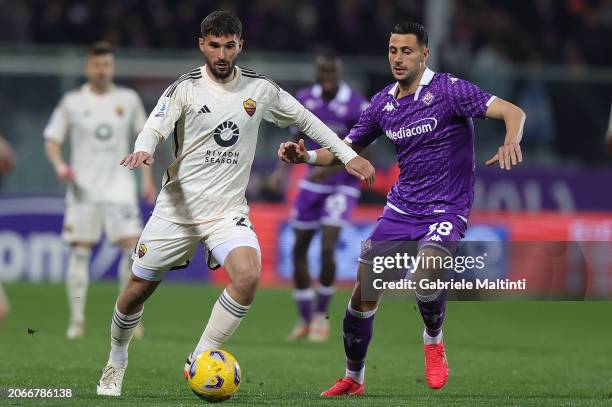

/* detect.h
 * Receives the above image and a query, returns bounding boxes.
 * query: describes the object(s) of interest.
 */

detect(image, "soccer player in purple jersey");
[270,52,369,342]
[278,22,525,396]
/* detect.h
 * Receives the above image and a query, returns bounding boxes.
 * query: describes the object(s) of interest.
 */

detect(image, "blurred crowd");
[0,0,610,168]
[1,0,610,66]
[442,0,611,70]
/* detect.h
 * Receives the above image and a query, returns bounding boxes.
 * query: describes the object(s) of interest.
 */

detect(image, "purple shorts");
[360,205,468,261]
[290,180,360,230]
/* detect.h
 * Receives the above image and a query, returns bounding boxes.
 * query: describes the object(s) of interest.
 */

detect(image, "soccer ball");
[187,349,241,402]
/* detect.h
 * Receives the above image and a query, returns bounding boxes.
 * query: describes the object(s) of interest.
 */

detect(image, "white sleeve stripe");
[486,95,497,107]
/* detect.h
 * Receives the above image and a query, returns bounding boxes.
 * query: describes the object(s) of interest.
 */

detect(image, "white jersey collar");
[311,81,352,104]
[387,67,436,100]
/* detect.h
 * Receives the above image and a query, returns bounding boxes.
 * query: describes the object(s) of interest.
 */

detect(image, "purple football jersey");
[346,68,495,218]
[293,82,368,187]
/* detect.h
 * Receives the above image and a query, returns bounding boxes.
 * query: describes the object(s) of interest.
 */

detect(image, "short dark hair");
[88,41,114,56]
[201,10,242,38]
[391,22,428,46]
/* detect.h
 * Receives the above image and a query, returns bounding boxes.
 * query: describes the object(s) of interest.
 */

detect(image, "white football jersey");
[140,65,351,224]
[44,84,146,204]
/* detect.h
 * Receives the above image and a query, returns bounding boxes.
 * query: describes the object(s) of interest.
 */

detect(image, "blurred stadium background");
[0,0,610,289]
[0,1,611,405]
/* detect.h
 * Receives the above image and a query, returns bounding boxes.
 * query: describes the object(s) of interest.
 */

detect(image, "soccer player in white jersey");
[95,10,375,397]
[44,42,157,340]
[0,134,15,329]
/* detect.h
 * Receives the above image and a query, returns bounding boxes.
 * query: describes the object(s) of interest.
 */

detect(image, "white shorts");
[62,201,142,244]
[132,212,260,281]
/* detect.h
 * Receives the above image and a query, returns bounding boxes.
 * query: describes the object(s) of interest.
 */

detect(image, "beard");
[204,56,236,80]
[397,67,420,87]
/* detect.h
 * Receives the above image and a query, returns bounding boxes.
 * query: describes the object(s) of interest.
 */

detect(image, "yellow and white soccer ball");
[187,349,241,402]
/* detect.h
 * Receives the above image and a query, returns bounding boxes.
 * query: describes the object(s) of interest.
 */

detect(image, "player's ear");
[237,38,244,54]
[198,37,205,53]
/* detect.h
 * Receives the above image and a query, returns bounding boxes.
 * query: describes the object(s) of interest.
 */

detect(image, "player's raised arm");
[121,78,188,169]
[484,98,526,170]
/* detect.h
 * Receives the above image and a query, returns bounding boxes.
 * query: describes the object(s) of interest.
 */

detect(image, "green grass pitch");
[1,282,611,406]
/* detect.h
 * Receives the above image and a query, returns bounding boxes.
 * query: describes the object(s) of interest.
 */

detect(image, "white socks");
[66,246,91,324]
[345,366,365,384]
[423,329,443,345]
[117,248,133,293]
[193,289,249,356]
[109,304,143,367]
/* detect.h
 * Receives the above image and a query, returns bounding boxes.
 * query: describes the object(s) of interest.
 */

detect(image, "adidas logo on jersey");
[198,105,211,114]
[382,102,395,112]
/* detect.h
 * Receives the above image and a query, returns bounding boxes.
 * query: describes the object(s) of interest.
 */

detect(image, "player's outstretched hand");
[278,139,308,164]
[54,163,76,183]
[346,156,375,186]
[485,142,522,170]
[121,151,154,169]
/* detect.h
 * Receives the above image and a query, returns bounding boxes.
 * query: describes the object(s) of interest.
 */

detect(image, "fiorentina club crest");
[137,243,147,258]
[116,105,124,116]
[243,98,256,117]
[421,91,434,105]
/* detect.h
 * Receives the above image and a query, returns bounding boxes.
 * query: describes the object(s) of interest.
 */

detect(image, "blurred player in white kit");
[0,134,16,329]
[43,42,156,339]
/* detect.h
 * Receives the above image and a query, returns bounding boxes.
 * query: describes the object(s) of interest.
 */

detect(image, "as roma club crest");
[243,98,256,117]
[116,106,124,116]
[137,243,147,258]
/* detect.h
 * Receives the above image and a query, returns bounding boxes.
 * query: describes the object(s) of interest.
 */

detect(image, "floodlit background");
[0,1,611,405]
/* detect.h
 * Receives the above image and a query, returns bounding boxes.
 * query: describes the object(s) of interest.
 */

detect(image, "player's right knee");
[120,277,159,310]
[350,297,378,313]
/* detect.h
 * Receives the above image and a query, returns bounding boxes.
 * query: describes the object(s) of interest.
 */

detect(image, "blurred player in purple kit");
[278,22,525,395]
[270,52,368,342]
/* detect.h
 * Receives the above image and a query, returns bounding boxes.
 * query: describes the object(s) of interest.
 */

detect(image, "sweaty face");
[199,34,243,80]
[388,33,428,85]
[85,54,114,89]
[315,61,341,96]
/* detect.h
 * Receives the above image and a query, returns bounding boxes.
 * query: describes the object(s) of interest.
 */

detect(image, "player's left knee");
[230,261,260,293]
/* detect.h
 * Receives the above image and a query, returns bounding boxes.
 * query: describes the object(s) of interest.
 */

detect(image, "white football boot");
[96,363,127,396]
